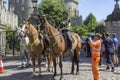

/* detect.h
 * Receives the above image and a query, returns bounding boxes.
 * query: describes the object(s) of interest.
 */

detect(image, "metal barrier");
[5,31,19,56]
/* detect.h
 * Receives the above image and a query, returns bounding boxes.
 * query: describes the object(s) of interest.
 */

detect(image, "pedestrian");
[103,33,115,72]
[88,33,101,80]
[58,11,73,50]
[86,36,91,57]
[112,33,119,67]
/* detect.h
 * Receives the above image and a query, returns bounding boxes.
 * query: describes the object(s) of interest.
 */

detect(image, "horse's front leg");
[38,55,42,77]
[20,50,25,68]
[25,49,31,67]
[59,53,64,80]
[31,56,36,77]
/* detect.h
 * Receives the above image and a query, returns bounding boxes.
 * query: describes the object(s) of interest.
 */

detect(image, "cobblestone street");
[0,51,120,80]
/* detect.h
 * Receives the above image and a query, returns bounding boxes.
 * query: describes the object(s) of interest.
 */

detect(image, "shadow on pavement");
[0,72,53,80]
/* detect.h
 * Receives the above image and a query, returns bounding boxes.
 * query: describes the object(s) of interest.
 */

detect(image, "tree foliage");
[70,26,87,36]
[84,13,97,33]
[38,0,70,25]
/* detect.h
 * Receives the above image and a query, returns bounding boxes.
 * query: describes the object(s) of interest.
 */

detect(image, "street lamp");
[30,0,39,26]
[32,0,38,9]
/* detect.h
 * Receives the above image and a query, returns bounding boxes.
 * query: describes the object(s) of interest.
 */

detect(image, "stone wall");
[64,0,82,26]
[105,21,120,44]
[71,16,82,26]
[9,0,33,25]
[0,5,18,29]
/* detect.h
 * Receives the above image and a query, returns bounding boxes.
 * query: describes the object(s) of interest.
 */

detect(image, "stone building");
[0,0,18,54]
[0,26,6,55]
[64,0,82,26]
[105,0,120,44]
[0,0,18,29]
[9,0,33,25]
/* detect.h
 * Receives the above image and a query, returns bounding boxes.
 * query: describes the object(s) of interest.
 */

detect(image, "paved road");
[0,52,120,80]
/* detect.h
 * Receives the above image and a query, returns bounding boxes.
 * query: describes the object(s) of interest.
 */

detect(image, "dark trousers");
[86,44,91,57]
[62,30,73,49]
[106,52,114,68]
[43,34,50,48]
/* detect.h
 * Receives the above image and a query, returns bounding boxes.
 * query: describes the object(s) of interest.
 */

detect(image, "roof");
[105,2,120,22]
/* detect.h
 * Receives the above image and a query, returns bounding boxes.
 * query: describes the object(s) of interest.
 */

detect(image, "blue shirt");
[113,37,118,49]
[103,37,114,52]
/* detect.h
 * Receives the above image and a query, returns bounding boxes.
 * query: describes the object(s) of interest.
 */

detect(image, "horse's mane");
[46,21,59,35]
[29,23,38,34]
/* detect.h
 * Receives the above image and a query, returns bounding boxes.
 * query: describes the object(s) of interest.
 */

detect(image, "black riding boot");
[66,31,74,49]
[44,34,50,52]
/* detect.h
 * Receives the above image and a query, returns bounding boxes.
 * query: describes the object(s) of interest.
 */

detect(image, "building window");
[21,0,24,3]
[16,0,19,3]
[21,7,24,11]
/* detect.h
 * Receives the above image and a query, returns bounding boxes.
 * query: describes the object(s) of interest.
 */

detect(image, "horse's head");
[22,21,38,37]
[16,27,26,40]
[22,22,32,35]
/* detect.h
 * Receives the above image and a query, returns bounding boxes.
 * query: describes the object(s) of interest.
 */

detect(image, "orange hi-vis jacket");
[90,40,101,79]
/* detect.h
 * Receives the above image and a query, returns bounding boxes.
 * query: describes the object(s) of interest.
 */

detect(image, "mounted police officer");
[59,11,73,49]
[38,11,50,52]
[50,18,56,28]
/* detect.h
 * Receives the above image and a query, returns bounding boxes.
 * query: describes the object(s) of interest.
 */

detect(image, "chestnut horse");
[40,20,81,80]
[22,22,52,77]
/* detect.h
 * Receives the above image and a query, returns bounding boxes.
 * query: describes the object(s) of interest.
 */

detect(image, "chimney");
[0,0,2,6]
[3,1,6,9]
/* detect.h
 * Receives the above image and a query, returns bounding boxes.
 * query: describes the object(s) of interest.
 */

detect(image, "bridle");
[24,23,38,37]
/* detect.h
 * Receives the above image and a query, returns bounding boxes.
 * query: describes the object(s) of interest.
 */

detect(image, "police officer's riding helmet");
[39,11,46,17]
[63,11,68,15]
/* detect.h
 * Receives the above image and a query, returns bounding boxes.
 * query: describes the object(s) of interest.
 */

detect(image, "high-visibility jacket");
[90,40,101,79]
[90,40,101,57]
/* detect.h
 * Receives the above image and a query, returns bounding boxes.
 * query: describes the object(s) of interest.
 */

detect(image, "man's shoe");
[111,67,115,72]
[116,64,119,67]
[106,67,110,70]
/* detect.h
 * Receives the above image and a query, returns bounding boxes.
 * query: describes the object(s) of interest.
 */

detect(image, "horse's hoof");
[47,69,50,72]
[70,71,74,75]
[50,77,56,80]
[38,74,42,78]
[51,75,56,80]
[31,73,37,78]
[76,72,80,75]
[60,76,65,80]
[18,65,24,69]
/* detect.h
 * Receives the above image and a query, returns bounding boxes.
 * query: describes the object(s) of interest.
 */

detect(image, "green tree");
[38,0,70,25]
[84,13,97,33]
[70,26,87,36]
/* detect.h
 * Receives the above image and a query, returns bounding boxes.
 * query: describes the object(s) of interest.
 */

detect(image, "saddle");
[62,32,74,49]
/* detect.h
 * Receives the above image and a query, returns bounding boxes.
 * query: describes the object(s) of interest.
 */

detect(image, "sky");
[4,0,116,21]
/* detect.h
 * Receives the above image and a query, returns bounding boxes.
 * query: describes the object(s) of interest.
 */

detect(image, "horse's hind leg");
[69,50,75,74]
[75,49,80,75]
[51,57,57,80]
[71,59,75,75]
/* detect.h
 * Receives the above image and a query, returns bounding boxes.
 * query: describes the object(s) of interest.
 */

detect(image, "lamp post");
[31,0,39,26]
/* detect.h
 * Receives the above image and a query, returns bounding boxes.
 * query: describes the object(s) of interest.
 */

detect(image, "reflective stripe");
[0,61,3,67]
[92,52,100,54]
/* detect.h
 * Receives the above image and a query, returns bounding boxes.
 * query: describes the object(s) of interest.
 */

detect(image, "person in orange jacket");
[88,33,101,80]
